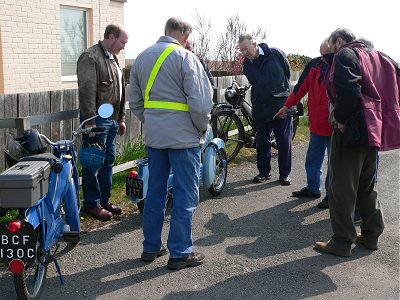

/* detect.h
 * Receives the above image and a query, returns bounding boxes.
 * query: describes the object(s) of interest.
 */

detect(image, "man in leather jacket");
[77,24,129,221]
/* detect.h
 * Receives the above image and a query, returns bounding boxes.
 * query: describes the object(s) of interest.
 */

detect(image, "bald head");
[320,38,330,56]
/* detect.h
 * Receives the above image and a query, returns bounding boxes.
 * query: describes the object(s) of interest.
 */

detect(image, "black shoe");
[317,195,329,208]
[167,252,205,270]
[141,246,168,262]
[279,176,291,186]
[252,174,271,183]
[292,187,321,198]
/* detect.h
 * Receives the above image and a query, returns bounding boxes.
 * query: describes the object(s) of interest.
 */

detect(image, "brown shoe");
[87,206,112,221]
[101,203,122,215]
[314,240,352,257]
[355,234,378,250]
[167,252,205,270]
[141,246,168,262]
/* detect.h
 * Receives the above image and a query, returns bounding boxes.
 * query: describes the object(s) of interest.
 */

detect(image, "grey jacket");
[129,36,213,149]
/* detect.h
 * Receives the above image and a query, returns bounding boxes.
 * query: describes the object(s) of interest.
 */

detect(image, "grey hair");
[164,17,193,35]
[238,33,253,44]
[329,28,356,45]
[358,37,374,50]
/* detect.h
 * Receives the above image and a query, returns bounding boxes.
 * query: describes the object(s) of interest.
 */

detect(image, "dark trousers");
[255,117,292,177]
[82,117,119,208]
[328,128,384,250]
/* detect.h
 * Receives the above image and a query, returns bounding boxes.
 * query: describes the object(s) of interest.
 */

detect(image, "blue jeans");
[143,146,201,258]
[82,117,119,208]
[305,133,331,194]
[255,117,292,177]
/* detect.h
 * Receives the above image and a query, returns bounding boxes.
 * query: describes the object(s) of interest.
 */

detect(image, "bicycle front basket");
[79,146,105,171]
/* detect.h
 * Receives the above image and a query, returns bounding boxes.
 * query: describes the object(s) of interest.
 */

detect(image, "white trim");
[60,1,92,9]
[62,75,77,82]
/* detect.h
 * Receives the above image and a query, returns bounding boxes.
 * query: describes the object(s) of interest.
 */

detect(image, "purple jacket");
[328,42,400,151]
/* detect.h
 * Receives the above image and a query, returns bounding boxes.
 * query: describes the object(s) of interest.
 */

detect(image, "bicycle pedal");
[62,231,80,243]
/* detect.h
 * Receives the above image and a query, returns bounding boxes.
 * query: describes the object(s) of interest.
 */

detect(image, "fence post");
[15,117,31,136]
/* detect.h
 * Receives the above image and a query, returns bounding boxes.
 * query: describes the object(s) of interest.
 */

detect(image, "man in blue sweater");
[238,34,292,185]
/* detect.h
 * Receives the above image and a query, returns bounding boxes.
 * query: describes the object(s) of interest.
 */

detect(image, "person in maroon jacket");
[275,39,333,208]
[314,28,400,257]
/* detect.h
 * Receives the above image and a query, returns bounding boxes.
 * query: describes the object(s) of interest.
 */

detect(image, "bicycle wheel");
[14,228,47,300]
[211,110,245,162]
[208,148,228,196]
[271,115,299,150]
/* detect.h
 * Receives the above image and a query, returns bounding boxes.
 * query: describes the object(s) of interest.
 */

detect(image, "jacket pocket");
[343,109,369,147]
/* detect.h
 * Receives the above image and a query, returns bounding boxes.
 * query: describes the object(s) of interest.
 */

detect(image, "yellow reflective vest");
[144,44,189,112]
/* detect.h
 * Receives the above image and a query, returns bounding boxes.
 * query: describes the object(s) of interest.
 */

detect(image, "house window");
[60,6,88,79]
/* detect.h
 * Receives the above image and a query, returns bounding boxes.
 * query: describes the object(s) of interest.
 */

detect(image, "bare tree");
[213,14,246,75]
[213,15,267,75]
[192,10,212,61]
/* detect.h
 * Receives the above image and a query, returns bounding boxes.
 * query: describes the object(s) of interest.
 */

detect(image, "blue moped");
[0,104,113,300]
[126,126,228,214]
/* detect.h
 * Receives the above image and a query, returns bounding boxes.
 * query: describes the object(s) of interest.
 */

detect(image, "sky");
[124,0,400,63]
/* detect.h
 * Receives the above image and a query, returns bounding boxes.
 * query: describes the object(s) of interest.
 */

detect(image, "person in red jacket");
[274,39,333,208]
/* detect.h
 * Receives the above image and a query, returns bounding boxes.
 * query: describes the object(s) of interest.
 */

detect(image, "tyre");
[208,148,228,196]
[271,115,299,150]
[137,200,144,215]
[211,110,245,162]
[14,229,47,300]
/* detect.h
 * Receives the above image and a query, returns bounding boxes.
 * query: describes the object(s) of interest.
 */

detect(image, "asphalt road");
[1,142,399,300]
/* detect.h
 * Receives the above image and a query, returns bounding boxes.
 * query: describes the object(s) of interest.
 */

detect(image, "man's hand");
[118,122,126,135]
[337,122,345,133]
[85,124,96,137]
[273,106,289,120]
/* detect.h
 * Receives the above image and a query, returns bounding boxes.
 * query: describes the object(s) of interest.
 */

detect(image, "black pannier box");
[0,160,51,208]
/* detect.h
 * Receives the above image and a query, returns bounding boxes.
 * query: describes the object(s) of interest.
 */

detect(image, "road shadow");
[41,258,170,299]
[195,197,329,257]
[165,196,373,299]
[163,248,370,300]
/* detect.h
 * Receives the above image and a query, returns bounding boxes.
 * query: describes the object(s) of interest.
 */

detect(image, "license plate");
[0,221,37,264]
[126,177,143,199]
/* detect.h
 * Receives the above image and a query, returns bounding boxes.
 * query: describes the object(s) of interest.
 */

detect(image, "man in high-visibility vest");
[129,17,213,270]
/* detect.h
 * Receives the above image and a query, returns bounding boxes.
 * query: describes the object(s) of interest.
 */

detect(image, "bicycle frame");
[25,145,80,252]
[211,80,301,162]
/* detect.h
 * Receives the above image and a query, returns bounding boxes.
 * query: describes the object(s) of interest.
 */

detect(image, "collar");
[157,35,182,46]
[249,45,264,62]
[99,40,114,59]
[105,50,114,59]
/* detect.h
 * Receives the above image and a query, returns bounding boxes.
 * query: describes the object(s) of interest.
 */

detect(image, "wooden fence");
[0,73,302,170]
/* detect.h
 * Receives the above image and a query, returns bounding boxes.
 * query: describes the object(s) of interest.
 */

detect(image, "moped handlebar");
[39,126,107,147]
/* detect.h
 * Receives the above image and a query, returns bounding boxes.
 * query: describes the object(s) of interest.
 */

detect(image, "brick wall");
[0,0,126,94]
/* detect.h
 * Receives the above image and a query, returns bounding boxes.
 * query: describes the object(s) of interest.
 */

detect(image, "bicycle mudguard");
[138,160,149,201]
[202,138,225,189]
[25,196,47,229]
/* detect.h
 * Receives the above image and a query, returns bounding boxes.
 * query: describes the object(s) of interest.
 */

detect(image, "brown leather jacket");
[77,41,126,125]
